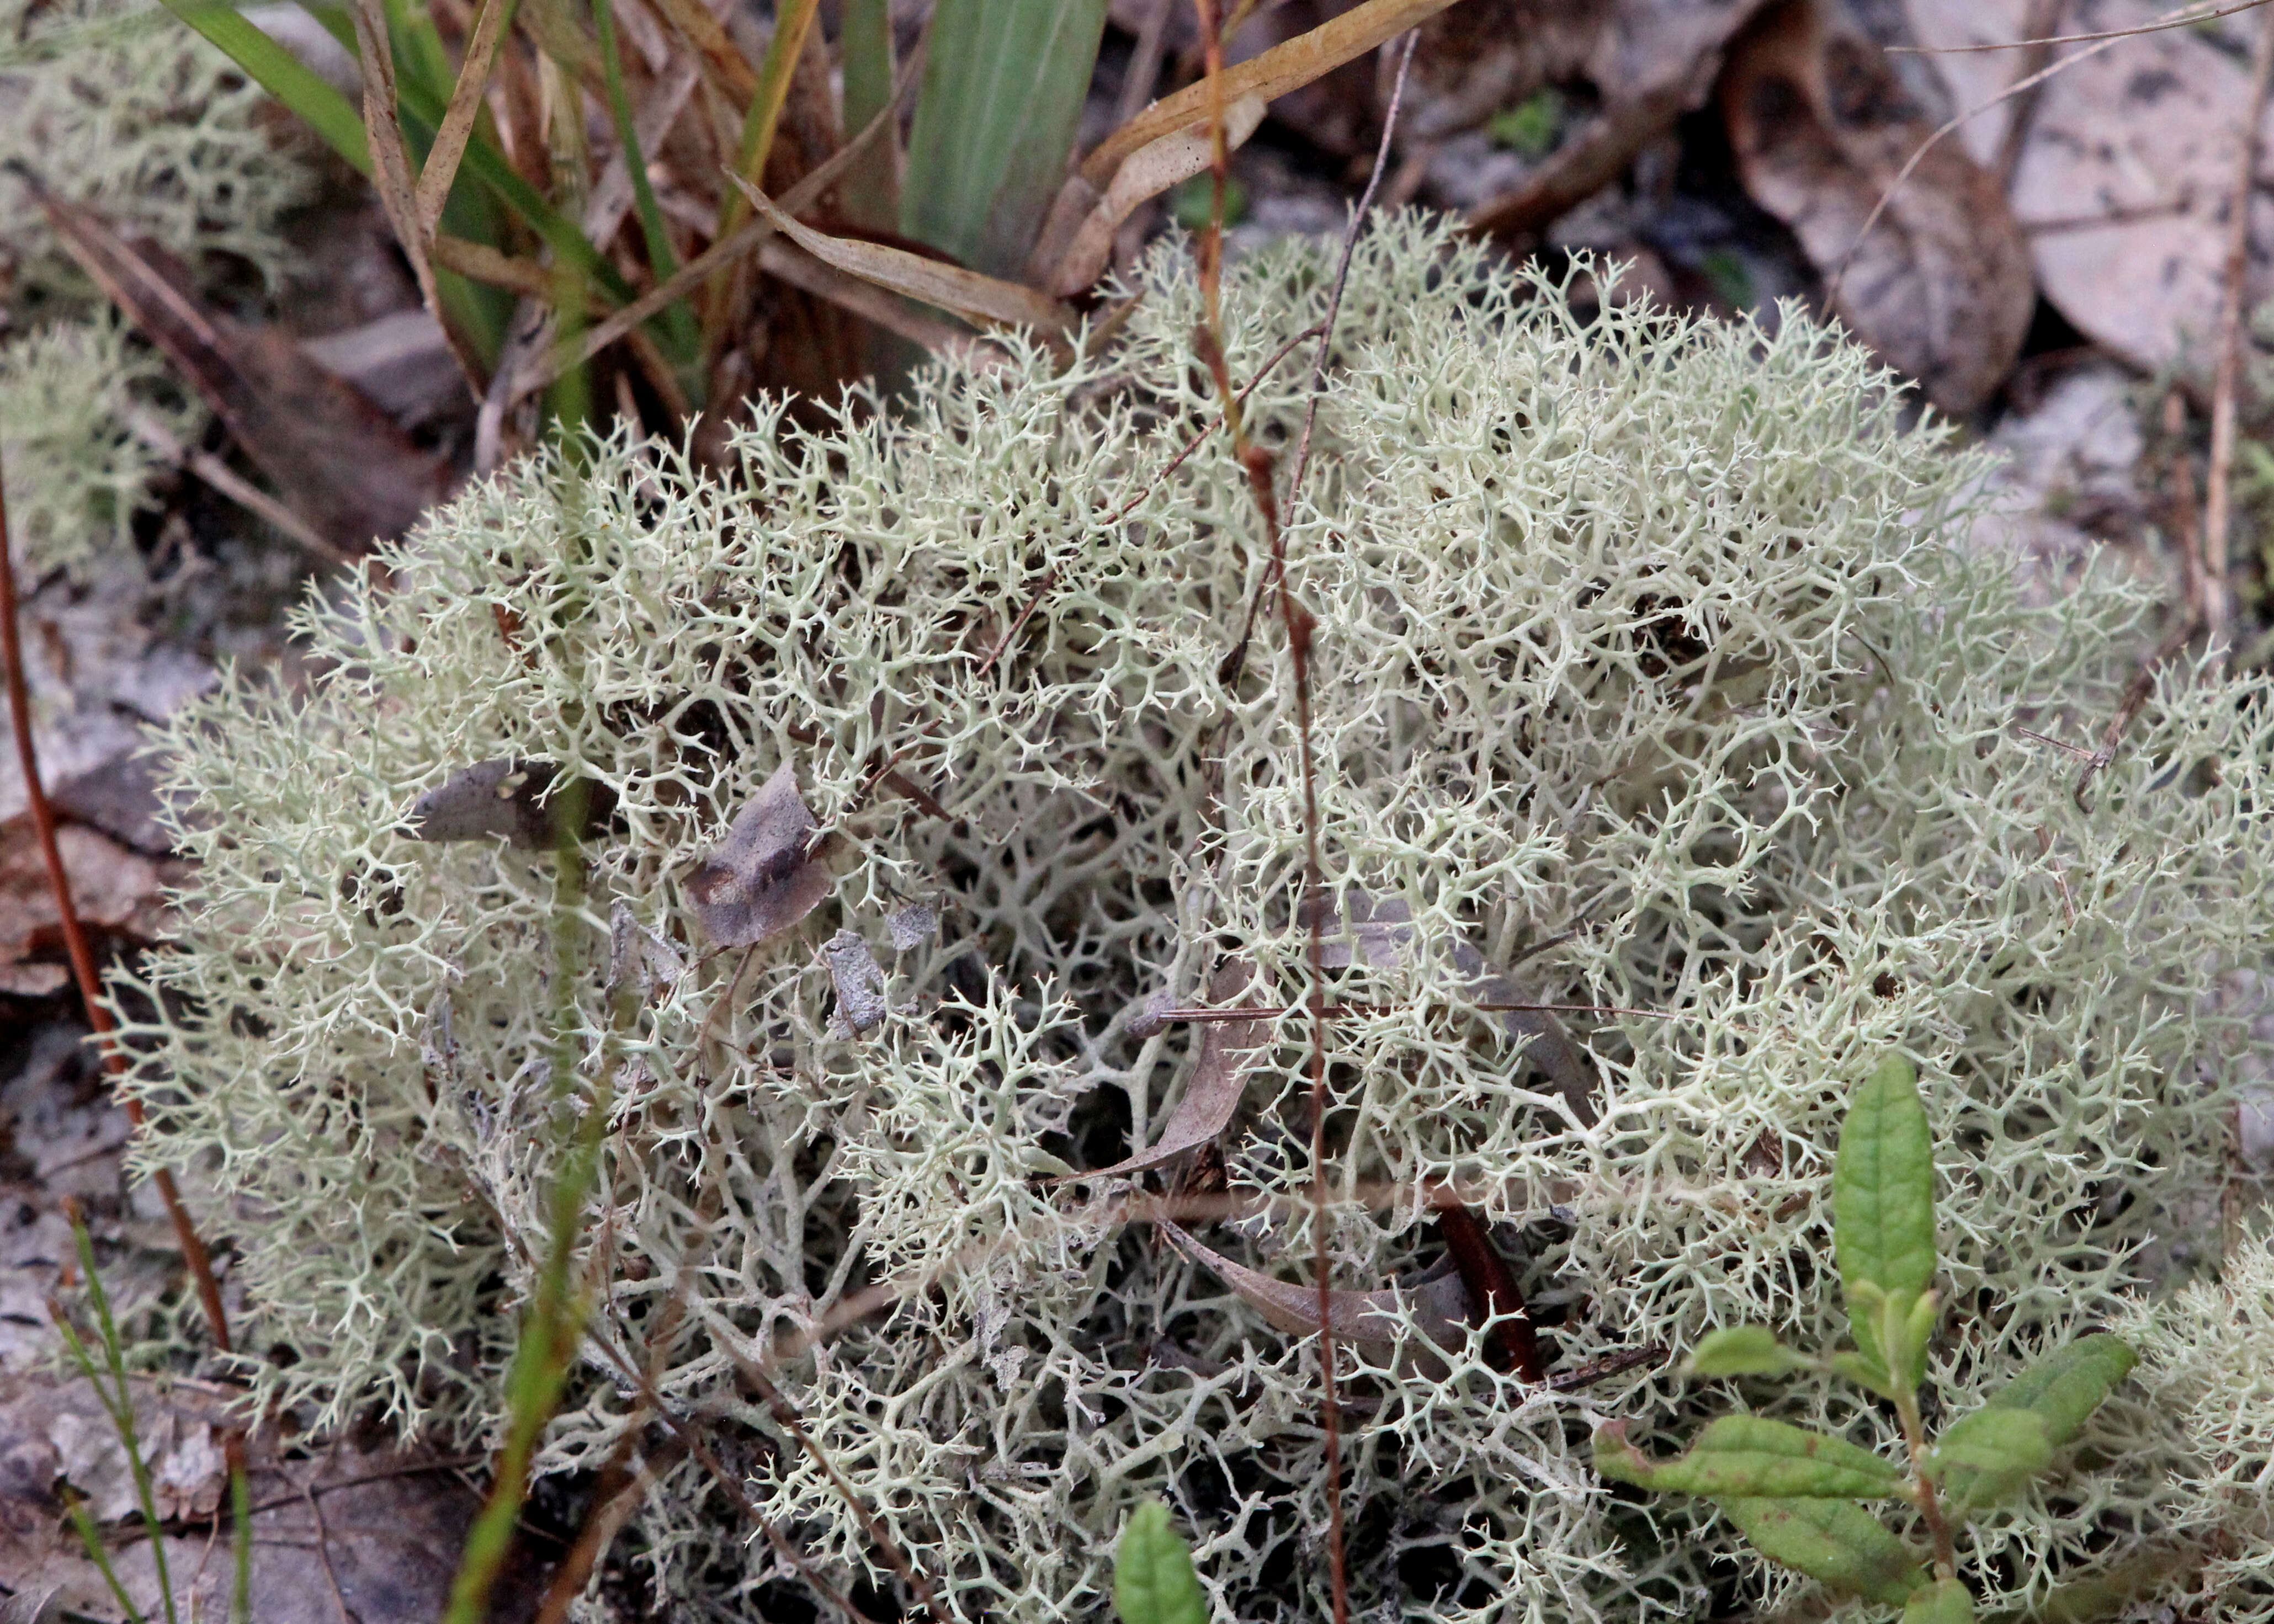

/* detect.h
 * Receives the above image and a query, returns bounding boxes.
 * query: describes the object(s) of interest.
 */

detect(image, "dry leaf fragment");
[887,902,938,952]
[406,759,615,850]
[685,763,833,946]
[1905,0,2272,378]
[1159,1221,1472,1377]
[1720,0,2034,415]
[607,900,686,1000]
[1042,94,1268,296]
[1079,959,1266,1180]
[825,928,888,1035]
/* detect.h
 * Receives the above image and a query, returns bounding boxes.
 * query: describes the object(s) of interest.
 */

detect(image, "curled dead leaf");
[1077,959,1266,1180]
[1721,0,2034,414]
[1042,94,1267,296]
[406,759,615,850]
[1158,1220,1473,1377]
[825,928,888,1035]
[685,763,833,947]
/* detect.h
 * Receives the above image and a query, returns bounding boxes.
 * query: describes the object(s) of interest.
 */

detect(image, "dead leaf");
[730,180,1075,338]
[1159,1220,1472,1377]
[607,901,686,1000]
[1905,0,2273,379]
[824,928,888,1035]
[1720,0,2034,415]
[1080,0,1467,189]
[1079,959,1266,1181]
[1303,889,1415,971]
[886,902,938,952]
[685,763,833,947]
[22,176,457,553]
[406,759,616,851]
[0,821,178,995]
[1043,94,1268,296]
[1464,0,1779,240]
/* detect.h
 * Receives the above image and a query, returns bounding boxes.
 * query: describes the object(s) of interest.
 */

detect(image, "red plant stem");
[1431,1202,1542,1382]
[0,451,231,1355]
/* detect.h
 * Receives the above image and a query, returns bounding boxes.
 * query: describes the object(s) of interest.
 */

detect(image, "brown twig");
[0,448,231,1356]
[2201,0,2274,658]
[1888,0,2270,52]
[1994,0,2064,190]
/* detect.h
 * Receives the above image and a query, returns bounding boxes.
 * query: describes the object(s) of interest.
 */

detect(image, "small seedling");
[1114,1501,1209,1624]
[1487,88,1564,157]
[1594,1054,2137,1618]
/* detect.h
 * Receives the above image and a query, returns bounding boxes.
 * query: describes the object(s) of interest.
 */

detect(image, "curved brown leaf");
[1721,0,2033,414]
[685,763,833,946]
[1159,1220,1472,1376]
[1081,958,1266,1179]
[407,759,616,850]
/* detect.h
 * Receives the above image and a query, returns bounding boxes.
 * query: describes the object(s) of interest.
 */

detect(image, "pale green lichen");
[0,0,316,300]
[119,216,2274,1621]
[0,311,197,575]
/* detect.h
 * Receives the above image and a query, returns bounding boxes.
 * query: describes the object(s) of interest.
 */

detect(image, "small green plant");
[1115,1502,1209,1624]
[1486,87,1563,157]
[48,1204,253,1624]
[1595,1054,2138,1617]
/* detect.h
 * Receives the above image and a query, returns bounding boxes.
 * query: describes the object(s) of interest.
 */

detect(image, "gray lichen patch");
[113,216,2274,1623]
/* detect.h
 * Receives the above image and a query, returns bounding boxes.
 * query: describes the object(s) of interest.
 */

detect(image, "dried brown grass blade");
[1077,0,1460,189]
[434,232,559,297]
[644,0,757,103]
[755,238,979,357]
[1044,93,1266,296]
[727,177,1074,336]
[350,0,468,390]
[1076,959,1266,1180]
[28,179,454,552]
[416,0,519,240]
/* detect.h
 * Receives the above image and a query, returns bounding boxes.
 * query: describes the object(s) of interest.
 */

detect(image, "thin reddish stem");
[0,450,231,1355]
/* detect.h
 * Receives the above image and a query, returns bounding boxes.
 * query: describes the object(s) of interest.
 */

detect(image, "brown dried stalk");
[0,449,231,1354]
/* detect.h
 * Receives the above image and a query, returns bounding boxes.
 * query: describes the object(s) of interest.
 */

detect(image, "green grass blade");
[901,0,1109,276]
[590,0,700,368]
[717,0,820,243]
[158,0,371,174]
[66,1494,150,1624]
[838,0,897,231]
[229,1451,253,1623]
[66,1212,179,1624]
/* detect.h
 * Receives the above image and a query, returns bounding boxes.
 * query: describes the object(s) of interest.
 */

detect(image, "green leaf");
[1720,1497,1926,1604]
[1115,1502,1208,1624]
[1930,1408,2052,1478]
[1835,1053,1936,1367]
[901,0,1111,276]
[1941,1334,2136,1513]
[1687,1325,1809,1378]
[1593,1417,1905,1499]
[1904,1577,1977,1624]
[158,0,372,174]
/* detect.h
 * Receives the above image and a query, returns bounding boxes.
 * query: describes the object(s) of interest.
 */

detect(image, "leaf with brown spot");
[1159,1221,1472,1377]
[1721,0,2034,414]
[684,763,833,946]
[1080,959,1266,1180]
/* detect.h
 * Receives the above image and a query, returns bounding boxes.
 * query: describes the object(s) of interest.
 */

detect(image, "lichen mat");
[117,215,2274,1621]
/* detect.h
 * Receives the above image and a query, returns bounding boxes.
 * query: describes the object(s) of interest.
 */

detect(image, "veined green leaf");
[158,0,371,173]
[1835,1053,1936,1365]
[1593,1417,1904,1499]
[1686,1325,1809,1378]
[1720,1497,1926,1604]
[1115,1501,1209,1624]
[1942,1334,2136,1512]
[902,0,1110,276]
[1930,1407,2051,1478]
[1904,1577,1977,1624]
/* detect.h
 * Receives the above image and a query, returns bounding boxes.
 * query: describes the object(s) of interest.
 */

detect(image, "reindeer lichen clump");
[121,216,2274,1621]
